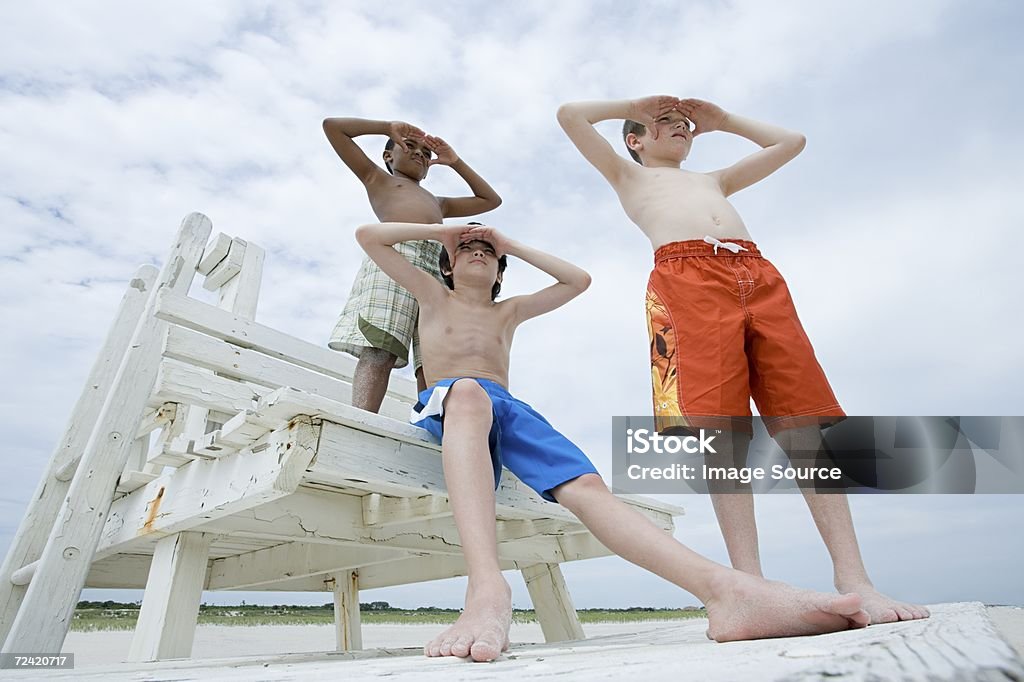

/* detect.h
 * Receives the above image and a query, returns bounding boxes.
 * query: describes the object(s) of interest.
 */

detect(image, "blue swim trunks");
[410,377,599,503]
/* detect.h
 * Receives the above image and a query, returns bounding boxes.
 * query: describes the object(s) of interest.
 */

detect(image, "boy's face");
[384,138,433,180]
[631,111,693,164]
[451,239,502,288]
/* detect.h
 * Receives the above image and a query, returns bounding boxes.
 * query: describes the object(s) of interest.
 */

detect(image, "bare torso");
[616,167,752,248]
[366,173,444,223]
[417,291,517,389]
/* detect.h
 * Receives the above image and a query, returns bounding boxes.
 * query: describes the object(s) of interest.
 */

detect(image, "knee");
[443,380,492,417]
[552,473,608,510]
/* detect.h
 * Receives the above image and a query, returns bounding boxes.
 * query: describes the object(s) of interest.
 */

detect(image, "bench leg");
[522,563,585,642]
[128,532,212,662]
[331,569,362,651]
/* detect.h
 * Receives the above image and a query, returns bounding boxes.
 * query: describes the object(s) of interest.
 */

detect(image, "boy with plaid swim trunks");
[322,116,501,411]
[357,220,872,662]
[558,96,928,625]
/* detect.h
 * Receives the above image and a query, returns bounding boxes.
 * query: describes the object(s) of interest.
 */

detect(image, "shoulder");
[498,295,534,325]
[358,164,390,189]
[684,169,725,193]
[490,296,521,317]
[609,159,649,191]
[416,278,452,309]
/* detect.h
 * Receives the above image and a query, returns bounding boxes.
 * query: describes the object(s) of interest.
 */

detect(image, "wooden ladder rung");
[115,470,161,494]
[9,560,39,587]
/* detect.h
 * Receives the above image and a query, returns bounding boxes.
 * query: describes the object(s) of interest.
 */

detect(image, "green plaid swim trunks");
[329,239,443,370]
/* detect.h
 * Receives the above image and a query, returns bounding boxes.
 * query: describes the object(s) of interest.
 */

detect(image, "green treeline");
[72,601,706,632]
[77,599,704,613]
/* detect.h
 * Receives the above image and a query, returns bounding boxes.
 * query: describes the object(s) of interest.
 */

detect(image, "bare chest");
[619,170,743,238]
[626,170,721,210]
[421,302,515,353]
[368,180,443,223]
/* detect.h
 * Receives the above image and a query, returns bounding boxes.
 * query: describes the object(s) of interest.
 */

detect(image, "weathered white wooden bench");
[0,213,684,662]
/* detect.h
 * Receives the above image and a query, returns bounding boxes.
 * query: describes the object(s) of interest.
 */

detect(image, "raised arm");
[354,223,454,303]
[422,136,502,218]
[677,99,806,196]
[556,100,636,185]
[461,226,591,323]
[322,117,425,186]
[556,96,680,184]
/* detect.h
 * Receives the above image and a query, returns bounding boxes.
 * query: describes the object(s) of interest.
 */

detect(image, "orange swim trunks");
[646,238,844,436]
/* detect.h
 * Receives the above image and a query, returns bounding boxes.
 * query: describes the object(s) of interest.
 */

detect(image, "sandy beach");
[62,620,671,667]
[56,608,1024,670]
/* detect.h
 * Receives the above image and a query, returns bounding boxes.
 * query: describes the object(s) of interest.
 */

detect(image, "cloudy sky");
[2,1,1022,613]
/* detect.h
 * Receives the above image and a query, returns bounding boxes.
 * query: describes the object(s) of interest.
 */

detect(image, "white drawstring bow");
[704,235,748,254]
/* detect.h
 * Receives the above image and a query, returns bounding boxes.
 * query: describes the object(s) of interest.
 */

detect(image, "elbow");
[354,224,374,246]
[577,271,593,292]
[556,103,578,127]
[556,103,594,133]
[788,133,806,154]
[490,195,503,210]
[322,117,343,139]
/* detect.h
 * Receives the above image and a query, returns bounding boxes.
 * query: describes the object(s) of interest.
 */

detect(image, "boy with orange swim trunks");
[557,96,929,624]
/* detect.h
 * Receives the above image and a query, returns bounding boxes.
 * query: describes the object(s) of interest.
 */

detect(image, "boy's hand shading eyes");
[436,224,470,260]
[387,120,427,147]
[423,135,459,166]
[674,99,727,136]
[629,95,682,139]
[462,225,509,258]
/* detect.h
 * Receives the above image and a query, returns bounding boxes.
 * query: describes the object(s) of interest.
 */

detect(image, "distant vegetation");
[72,600,706,632]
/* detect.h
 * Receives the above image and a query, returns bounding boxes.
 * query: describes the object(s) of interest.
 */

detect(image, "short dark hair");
[438,225,508,300]
[383,138,395,174]
[622,119,647,164]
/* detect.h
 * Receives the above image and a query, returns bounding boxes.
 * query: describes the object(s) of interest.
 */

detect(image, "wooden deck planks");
[5,603,1021,681]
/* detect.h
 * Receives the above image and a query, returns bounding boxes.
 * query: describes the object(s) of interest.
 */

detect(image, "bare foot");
[704,569,870,642]
[836,582,930,624]
[425,577,511,662]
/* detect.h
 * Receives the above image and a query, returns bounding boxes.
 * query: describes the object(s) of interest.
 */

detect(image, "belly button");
[712,215,721,225]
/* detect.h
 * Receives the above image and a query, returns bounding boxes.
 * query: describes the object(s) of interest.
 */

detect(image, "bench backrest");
[118,232,417,493]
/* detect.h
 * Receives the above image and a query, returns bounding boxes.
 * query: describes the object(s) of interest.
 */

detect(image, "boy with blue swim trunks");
[412,377,599,502]
[356,221,870,663]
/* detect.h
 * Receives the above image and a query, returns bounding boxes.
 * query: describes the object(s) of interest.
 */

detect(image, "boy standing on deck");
[322,116,501,411]
[556,95,928,624]
[356,220,870,662]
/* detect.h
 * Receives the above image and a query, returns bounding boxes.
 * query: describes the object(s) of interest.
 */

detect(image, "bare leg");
[774,426,930,623]
[424,380,511,662]
[705,430,764,576]
[553,474,869,641]
[351,348,397,413]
